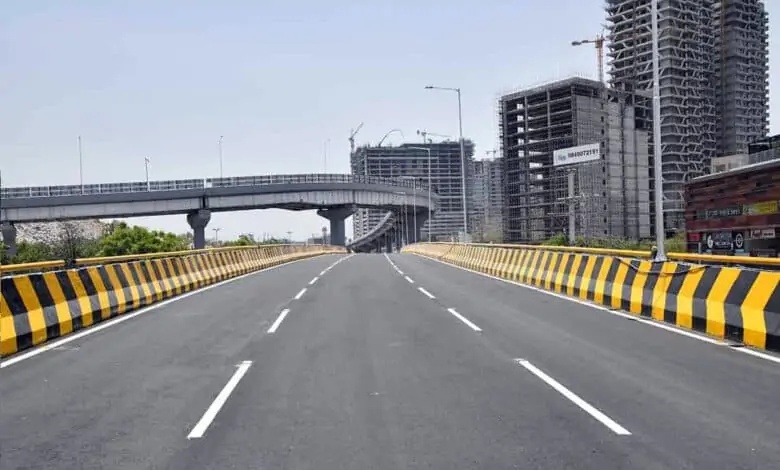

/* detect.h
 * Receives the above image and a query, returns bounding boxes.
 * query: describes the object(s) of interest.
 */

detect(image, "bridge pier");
[404,211,428,245]
[385,234,393,253]
[186,209,211,249]
[317,206,354,247]
[1,222,17,257]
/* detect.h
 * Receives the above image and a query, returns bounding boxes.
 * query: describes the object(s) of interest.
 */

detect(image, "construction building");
[605,0,769,232]
[499,77,652,243]
[351,141,475,241]
[471,157,504,241]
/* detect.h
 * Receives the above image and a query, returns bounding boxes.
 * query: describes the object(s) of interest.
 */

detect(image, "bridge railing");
[1,174,431,199]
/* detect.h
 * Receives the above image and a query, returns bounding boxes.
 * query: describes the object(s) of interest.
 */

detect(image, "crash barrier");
[402,243,780,352]
[1,245,345,357]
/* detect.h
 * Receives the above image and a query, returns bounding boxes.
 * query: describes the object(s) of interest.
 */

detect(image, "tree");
[98,223,189,256]
[222,233,256,247]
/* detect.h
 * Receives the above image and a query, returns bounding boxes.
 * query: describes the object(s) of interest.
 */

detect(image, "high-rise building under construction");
[606,0,769,231]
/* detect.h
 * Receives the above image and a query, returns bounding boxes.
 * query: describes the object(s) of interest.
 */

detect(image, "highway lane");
[2,252,779,469]
[0,253,348,470]
[391,253,780,469]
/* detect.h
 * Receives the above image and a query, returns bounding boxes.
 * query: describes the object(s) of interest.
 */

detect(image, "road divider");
[1,245,345,357]
[402,243,780,352]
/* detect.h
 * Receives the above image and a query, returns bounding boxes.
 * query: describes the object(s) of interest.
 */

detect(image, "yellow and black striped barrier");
[403,243,780,352]
[1,244,345,357]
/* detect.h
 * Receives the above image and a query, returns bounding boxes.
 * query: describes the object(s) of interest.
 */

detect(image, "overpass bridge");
[0,174,436,251]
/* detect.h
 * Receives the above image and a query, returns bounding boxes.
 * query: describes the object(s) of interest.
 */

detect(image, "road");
[2,253,779,469]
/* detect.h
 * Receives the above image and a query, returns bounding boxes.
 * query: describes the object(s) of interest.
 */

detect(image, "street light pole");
[425,85,468,239]
[408,146,433,242]
[212,227,221,244]
[145,156,151,191]
[218,136,224,179]
[78,135,84,194]
[651,0,666,261]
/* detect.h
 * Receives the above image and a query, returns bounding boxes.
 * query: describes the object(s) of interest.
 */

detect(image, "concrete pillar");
[385,234,393,253]
[1,222,17,257]
[317,206,354,247]
[186,209,211,249]
[405,211,428,244]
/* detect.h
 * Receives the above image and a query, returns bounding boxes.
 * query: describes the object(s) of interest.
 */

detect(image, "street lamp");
[144,156,151,191]
[425,85,468,238]
[218,136,224,179]
[651,0,666,261]
[212,227,221,244]
[407,146,432,242]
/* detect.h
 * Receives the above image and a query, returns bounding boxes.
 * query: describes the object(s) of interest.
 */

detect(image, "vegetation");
[98,222,189,256]
[541,232,687,253]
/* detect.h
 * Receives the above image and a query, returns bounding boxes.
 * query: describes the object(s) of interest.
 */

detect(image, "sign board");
[750,228,776,240]
[553,143,601,167]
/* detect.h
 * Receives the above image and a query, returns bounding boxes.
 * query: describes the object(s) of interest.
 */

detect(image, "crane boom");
[349,122,364,152]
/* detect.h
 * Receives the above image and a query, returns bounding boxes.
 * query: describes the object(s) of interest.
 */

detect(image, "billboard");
[553,143,601,167]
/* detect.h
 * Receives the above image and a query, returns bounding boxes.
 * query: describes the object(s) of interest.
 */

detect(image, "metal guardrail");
[348,212,396,249]
[1,174,431,199]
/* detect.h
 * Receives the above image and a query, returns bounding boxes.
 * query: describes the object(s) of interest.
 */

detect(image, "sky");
[2,0,779,241]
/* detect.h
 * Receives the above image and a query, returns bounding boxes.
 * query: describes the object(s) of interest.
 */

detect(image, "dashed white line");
[267,309,291,334]
[309,277,319,285]
[319,270,328,276]
[515,359,631,436]
[294,288,307,300]
[418,287,436,299]
[187,360,253,439]
[447,308,482,332]
[404,276,415,284]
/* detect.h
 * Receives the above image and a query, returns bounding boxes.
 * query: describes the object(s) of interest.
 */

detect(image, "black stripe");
[620,260,640,312]
[138,262,161,301]
[560,254,576,292]
[547,254,565,289]
[158,260,178,296]
[55,271,84,331]
[109,264,137,310]
[601,258,621,307]
[663,265,690,325]
[529,252,547,285]
[186,257,202,288]
[171,258,191,292]
[77,268,103,323]
[691,266,722,333]
[572,255,590,296]
[640,262,664,317]
[585,257,605,302]
[126,263,149,307]
[764,285,780,352]
[148,260,170,299]
[28,274,60,341]
[723,270,759,343]
[4,279,33,351]
[96,266,120,318]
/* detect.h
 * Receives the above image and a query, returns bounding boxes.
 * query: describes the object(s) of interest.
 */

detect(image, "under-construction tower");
[714,0,769,156]
[606,0,769,232]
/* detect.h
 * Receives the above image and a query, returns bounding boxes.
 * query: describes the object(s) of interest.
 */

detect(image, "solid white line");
[0,254,345,369]
[187,361,253,439]
[447,308,482,332]
[309,277,319,285]
[515,359,631,436]
[294,288,307,300]
[267,309,291,334]
[418,287,436,299]
[404,276,415,284]
[412,254,780,366]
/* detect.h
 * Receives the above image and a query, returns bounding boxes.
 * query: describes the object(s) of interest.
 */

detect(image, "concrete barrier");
[1,245,344,357]
[403,243,780,352]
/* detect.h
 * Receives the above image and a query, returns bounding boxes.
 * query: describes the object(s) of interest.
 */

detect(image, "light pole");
[323,138,330,173]
[144,156,151,191]
[408,146,432,242]
[218,136,224,179]
[78,136,84,194]
[212,227,221,244]
[425,85,468,238]
[651,0,666,261]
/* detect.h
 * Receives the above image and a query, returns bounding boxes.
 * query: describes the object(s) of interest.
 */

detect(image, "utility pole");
[78,135,84,194]
[144,156,151,191]
[218,136,224,178]
[651,0,666,260]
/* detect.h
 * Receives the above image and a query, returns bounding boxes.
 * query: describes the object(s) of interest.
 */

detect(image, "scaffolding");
[499,77,652,243]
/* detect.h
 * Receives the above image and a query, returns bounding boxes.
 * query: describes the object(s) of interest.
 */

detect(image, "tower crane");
[416,129,451,143]
[349,122,364,153]
[571,33,605,85]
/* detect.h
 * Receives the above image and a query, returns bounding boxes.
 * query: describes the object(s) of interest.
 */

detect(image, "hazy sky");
[2,0,778,240]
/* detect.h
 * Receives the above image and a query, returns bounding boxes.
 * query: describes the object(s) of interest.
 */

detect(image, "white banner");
[553,143,601,167]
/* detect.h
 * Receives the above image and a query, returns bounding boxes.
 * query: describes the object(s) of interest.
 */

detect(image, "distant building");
[351,141,475,241]
[711,134,780,173]
[471,157,504,241]
[498,77,652,243]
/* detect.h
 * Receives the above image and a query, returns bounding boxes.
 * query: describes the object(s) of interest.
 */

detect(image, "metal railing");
[1,174,430,199]
[349,212,396,248]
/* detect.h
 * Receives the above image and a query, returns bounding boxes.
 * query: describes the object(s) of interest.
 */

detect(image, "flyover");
[0,174,436,251]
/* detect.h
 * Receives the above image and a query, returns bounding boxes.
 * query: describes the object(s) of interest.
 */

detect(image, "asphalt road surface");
[2,253,779,469]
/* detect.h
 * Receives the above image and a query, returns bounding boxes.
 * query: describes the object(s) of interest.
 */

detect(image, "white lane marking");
[447,308,482,332]
[515,359,631,436]
[0,254,345,369]
[188,361,253,439]
[412,254,780,366]
[267,309,291,334]
[404,276,415,284]
[383,253,403,274]
[418,287,436,299]
[319,270,328,276]
[309,277,319,285]
[294,288,307,300]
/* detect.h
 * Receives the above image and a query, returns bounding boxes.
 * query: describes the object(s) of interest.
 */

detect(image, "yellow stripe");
[553,253,570,293]
[66,270,95,327]
[705,268,740,338]
[153,259,175,298]
[86,267,111,322]
[543,252,559,290]
[629,261,654,314]
[42,272,73,335]
[511,250,526,281]
[104,265,129,315]
[565,255,584,296]
[522,251,539,284]
[131,263,155,306]
[119,264,142,309]
[14,277,48,345]
[610,259,630,309]
[592,257,613,305]
[675,268,704,329]
[0,292,17,356]
[740,272,777,349]
[651,262,678,321]
[534,252,550,286]
[578,256,598,300]
[164,259,183,295]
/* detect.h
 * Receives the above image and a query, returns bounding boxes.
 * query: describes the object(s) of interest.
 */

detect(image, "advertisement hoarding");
[553,143,601,167]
